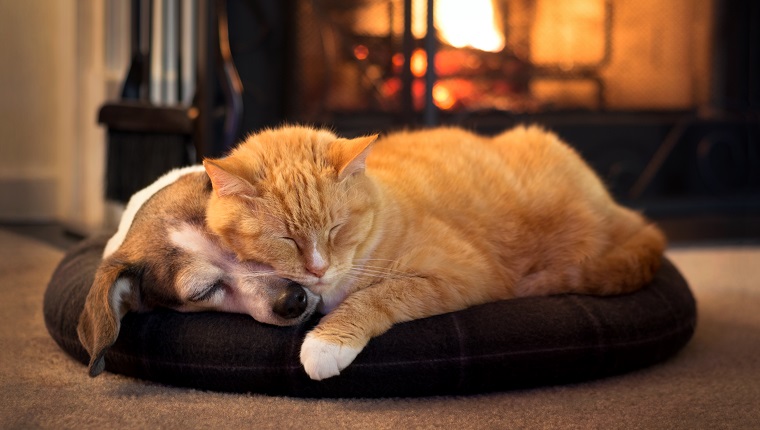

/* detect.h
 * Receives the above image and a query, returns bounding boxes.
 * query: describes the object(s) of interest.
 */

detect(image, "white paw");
[300,332,362,381]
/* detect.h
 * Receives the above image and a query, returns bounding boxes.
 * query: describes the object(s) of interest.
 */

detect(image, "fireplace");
[219,0,758,215]
[286,0,714,122]
[289,0,715,120]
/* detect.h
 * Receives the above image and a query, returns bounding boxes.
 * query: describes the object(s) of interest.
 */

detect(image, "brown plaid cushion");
[44,235,696,397]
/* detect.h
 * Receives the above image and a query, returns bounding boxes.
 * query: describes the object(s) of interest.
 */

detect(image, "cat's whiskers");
[353,259,414,275]
[352,262,407,272]
[355,258,403,264]
[347,264,416,281]
[356,264,408,273]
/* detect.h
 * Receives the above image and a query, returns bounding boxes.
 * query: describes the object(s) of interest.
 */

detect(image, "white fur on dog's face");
[168,222,320,326]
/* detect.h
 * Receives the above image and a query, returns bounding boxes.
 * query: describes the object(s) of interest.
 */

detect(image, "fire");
[432,83,456,110]
[399,0,508,110]
[433,0,505,52]
[410,49,427,77]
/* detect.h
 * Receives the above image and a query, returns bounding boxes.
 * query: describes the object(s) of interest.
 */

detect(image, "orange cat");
[203,125,666,380]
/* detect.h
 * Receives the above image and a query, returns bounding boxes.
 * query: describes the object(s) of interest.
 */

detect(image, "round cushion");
[44,235,697,398]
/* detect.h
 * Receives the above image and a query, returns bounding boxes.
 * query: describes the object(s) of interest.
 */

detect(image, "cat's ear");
[203,159,259,199]
[329,135,378,181]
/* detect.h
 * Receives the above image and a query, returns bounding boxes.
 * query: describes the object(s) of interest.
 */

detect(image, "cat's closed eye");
[329,223,344,241]
[280,236,299,250]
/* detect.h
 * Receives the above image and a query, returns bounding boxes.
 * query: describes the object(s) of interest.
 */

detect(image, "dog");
[77,165,320,377]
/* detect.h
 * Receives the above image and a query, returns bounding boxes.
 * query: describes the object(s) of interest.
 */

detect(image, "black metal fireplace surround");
[107,0,758,234]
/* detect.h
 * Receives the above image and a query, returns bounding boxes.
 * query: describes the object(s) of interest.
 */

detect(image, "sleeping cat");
[203,125,666,380]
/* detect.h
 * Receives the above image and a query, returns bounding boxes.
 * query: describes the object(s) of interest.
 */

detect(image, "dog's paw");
[300,332,362,381]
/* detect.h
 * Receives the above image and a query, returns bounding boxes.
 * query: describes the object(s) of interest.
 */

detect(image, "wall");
[0,0,108,233]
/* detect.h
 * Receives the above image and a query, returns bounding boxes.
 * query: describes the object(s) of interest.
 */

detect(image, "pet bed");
[44,235,696,398]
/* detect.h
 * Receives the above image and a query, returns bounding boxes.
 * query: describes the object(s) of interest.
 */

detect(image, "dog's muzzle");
[273,282,309,319]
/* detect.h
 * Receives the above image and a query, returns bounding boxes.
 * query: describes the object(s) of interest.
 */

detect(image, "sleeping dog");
[77,165,320,376]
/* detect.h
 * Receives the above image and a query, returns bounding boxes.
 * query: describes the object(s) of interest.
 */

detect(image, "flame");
[432,83,456,110]
[433,0,505,52]
[410,49,428,77]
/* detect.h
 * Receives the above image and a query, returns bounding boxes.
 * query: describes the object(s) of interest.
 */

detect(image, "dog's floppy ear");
[77,255,141,377]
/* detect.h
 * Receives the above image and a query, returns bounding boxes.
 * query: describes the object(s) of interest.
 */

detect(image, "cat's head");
[204,126,379,297]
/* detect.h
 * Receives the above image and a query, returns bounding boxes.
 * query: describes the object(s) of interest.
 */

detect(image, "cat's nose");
[305,248,328,278]
[305,263,327,278]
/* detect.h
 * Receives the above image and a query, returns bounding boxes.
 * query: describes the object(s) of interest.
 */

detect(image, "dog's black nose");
[273,282,308,319]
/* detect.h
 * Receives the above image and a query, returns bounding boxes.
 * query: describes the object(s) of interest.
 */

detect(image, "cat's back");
[369,127,491,162]
[368,125,569,174]
[367,127,508,189]
[365,125,611,217]
[366,126,573,195]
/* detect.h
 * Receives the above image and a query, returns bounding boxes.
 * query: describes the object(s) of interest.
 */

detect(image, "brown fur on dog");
[78,171,212,375]
[78,169,318,376]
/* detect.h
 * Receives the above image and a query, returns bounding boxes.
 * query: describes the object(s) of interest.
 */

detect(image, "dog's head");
[77,167,319,376]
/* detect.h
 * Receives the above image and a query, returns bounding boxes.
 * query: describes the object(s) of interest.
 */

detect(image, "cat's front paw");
[300,332,363,380]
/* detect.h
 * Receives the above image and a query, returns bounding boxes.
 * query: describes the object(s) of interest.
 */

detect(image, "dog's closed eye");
[188,280,226,303]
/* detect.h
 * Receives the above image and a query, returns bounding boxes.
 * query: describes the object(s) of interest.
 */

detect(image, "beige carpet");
[1,227,759,429]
